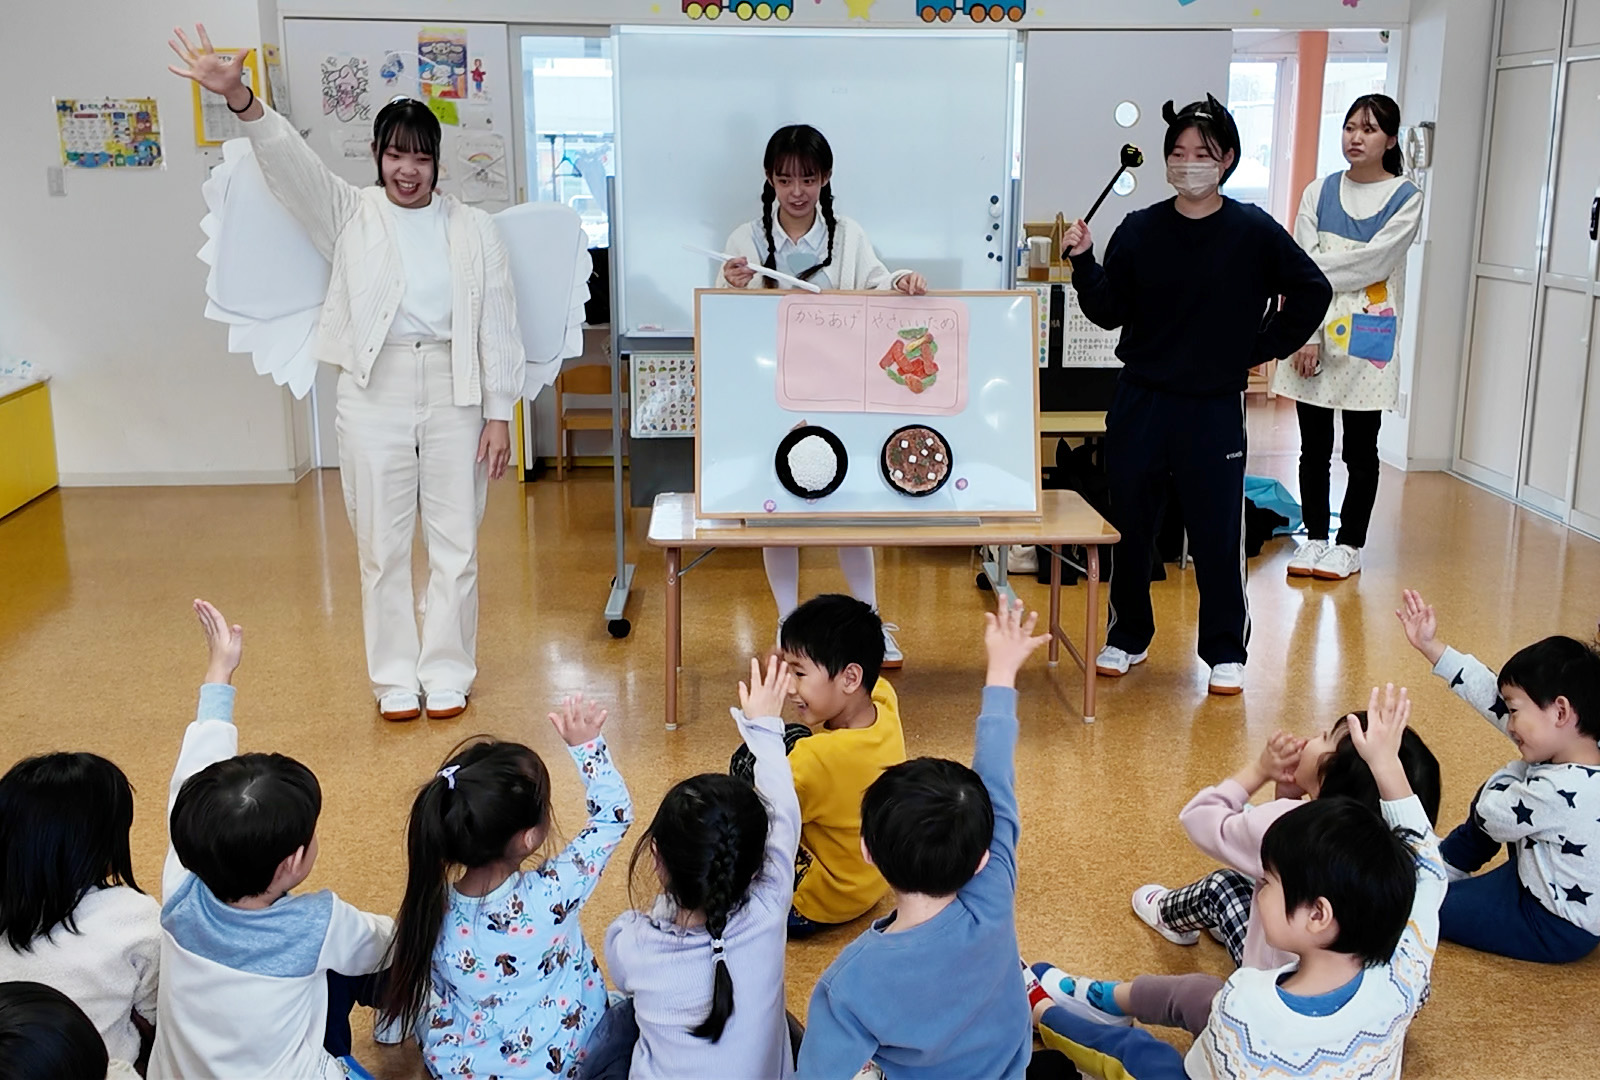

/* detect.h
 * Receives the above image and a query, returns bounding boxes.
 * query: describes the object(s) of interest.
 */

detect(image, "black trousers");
[1104,383,1249,667]
[324,971,385,1058]
[1295,401,1381,549]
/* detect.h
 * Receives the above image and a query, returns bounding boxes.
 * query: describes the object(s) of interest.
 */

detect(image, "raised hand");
[1347,684,1413,800]
[549,693,607,747]
[738,654,791,720]
[1258,729,1306,786]
[1063,219,1092,258]
[984,595,1052,689]
[194,599,244,685]
[167,25,250,101]
[1395,589,1443,664]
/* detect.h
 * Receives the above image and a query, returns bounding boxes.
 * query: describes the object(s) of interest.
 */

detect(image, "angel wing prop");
[492,201,592,394]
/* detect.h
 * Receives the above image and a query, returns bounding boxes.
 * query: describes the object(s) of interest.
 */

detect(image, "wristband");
[226,86,255,115]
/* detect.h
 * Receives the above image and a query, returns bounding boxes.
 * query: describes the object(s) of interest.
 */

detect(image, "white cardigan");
[717,215,910,290]
[239,105,525,420]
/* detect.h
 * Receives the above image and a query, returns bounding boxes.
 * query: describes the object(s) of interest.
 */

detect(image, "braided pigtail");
[689,823,743,1041]
[797,183,837,283]
[760,180,780,290]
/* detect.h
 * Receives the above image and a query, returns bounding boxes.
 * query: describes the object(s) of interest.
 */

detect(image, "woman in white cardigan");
[1272,94,1421,585]
[719,125,926,665]
[170,27,524,721]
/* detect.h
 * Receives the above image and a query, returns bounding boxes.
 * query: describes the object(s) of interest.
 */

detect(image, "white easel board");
[613,27,1018,338]
[695,290,1039,520]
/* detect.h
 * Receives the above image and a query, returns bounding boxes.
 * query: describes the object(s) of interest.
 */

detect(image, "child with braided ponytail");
[377,696,633,1080]
[583,656,802,1080]
[718,125,927,664]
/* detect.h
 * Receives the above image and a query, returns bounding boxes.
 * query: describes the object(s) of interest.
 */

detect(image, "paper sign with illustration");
[418,27,469,100]
[775,295,969,416]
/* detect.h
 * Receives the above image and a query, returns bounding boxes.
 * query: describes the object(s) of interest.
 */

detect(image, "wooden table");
[646,491,1121,729]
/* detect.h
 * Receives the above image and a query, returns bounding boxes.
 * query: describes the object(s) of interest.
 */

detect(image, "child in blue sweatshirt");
[795,597,1048,1080]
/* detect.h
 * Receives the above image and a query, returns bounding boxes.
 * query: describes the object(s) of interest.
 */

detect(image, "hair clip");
[389,94,413,105]
[710,936,726,955]
[437,765,460,789]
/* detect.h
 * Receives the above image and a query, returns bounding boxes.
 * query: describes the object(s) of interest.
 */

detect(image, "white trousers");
[336,342,488,699]
[762,547,877,621]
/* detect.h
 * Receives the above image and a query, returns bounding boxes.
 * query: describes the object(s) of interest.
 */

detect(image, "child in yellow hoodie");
[730,594,907,936]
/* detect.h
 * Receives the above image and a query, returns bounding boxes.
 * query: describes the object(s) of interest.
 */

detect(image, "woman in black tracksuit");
[1064,95,1332,696]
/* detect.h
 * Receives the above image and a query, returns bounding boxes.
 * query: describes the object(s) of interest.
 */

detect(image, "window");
[1225,61,1281,212]
[1317,60,1390,177]
[519,34,614,248]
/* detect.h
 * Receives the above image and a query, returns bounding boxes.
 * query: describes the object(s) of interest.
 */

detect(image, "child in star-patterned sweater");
[1398,589,1600,963]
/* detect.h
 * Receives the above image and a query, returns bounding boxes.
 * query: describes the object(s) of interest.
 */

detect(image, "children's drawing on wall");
[470,59,488,97]
[320,55,371,123]
[380,51,406,87]
[683,1,796,20]
[418,26,468,99]
[456,133,510,204]
[917,1,1026,21]
[55,98,163,169]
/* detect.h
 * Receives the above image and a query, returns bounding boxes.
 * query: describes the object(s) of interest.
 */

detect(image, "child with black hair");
[378,696,632,1080]
[587,655,802,1080]
[1034,684,1447,1080]
[729,594,907,937]
[1398,588,1600,962]
[0,755,158,1066]
[1028,712,1441,1039]
[795,597,1048,1080]
[1065,94,1332,696]
[150,600,395,1080]
[718,126,926,662]
[0,980,135,1079]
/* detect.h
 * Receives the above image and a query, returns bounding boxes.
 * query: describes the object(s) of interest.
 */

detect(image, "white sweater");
[239,105,525,420]
[0,886,160,1063]
[717,216,910,291]
[148,684,395,1080]
[1187,796,1446,1080]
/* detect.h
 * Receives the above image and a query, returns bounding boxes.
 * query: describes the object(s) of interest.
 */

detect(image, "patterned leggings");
[1158,868,1255,965]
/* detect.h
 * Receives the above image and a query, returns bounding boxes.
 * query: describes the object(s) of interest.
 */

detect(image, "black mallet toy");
[1083,144,1145,224]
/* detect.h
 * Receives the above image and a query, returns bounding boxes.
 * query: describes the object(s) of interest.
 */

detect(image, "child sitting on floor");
[0,752,159,1067]
[729,594,906,937]
[149,600,394,1080]
[1033,684,1446,1080]
[1398,587,1600,963]
[0,980,138,1079]
[795,597,1047,1080]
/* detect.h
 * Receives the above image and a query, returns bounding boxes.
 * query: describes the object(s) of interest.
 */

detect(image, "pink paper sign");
[776,295,969,416]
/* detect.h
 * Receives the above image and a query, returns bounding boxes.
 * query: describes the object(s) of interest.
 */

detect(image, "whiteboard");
[282,19,515,214]
[614,27,1018,337]
[695,290,1039,520]
[1022,30,1232,234]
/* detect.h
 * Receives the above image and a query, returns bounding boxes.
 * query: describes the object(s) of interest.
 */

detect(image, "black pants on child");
[1296,401,1381,549]
[324,971,386,1058]
[1105,383,1250,667]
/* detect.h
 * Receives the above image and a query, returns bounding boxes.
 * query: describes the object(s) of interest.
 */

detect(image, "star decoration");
[1489,780,1513,791]
[1563,883,1592,905]
[1561,839,1587,857]
[843,0,876,19]
[1512,800,1535,826]
[1450,669,1465,689]
[1525,837,1537,849]
[1558,789,1578,808]
[1490,696,1510,720]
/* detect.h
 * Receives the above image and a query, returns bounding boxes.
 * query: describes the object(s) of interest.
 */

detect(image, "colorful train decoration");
[918,0,1027,20]
[683,0,794,20]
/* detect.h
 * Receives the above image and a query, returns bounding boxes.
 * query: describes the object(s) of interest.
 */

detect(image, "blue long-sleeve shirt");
[1069,197,1332,397]
[796,686,1030,1080]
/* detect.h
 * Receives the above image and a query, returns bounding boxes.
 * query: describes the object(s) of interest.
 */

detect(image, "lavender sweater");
[604,711,801,1080]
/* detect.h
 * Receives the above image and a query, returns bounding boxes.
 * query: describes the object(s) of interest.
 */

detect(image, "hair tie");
[710,936,726,955]
[437,765,460,790]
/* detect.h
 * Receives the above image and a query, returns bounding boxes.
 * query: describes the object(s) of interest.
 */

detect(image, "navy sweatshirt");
[1068,198,1333,397]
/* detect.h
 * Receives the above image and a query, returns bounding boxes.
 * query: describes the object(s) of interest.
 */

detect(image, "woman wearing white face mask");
[1061,96,1332,697]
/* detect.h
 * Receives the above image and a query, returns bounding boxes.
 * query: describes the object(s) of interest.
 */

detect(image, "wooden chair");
[553,362,626,480]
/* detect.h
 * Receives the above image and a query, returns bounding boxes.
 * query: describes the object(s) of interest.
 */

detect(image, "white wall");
[1381,0,1496,471]
[0,0,307,485]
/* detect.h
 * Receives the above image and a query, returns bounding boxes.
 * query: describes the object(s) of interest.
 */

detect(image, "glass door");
[511,28,615,248]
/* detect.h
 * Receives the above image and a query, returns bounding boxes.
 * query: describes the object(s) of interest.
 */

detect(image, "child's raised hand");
[549,693,607,747]
[738,654,791,720]
[1395,589,1444,665]
[1258,729,1306,786]
[984,596,1052,689]
[1347,684,1413,800]
[194,599,243,685]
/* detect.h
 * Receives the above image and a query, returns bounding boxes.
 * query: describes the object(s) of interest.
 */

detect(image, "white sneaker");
[1095,645,1148,678]
[378,690,421,722]
[881,623,903,669]
[1208,663,1245,696]
[1130,884,1199,945]
[372,1009,407,1046]
[1312,543,1362,580]
[1286,538,1329,578]
[424,689,468,719]
[1034,966,1135,1027]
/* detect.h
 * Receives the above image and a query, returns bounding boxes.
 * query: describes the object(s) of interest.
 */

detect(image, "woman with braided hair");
[586,656,804,1079]
[720,126,926,667]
